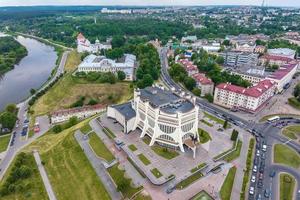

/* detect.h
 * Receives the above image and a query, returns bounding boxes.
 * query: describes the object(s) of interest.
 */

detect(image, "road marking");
[284,139,292,145]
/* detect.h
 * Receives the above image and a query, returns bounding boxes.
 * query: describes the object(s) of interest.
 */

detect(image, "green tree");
[52,125,62,133]
[111,35,126,48]
[192,87,201,96]
[0,112,17,130]
[231,129,239,141]
[183,77,196,91]
[30,88,36,95]
[117,71,126,81]
[293,83,300,98]
[223,119,228,129]
[5,104,17,113]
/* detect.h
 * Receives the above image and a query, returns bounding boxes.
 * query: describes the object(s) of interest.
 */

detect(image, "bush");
[204,94,213,103]
[231,129,239,141]
[52,125,62,133]
[192,87,201,96]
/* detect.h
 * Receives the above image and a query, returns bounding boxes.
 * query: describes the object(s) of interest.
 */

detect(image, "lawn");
[138,154,151,165]
[176,171,204,189]
[0,134,11,153]
[151,145,179,160]
[128,144,137,152]
[191,190,214,200]
[198,128,211,144]
[288,97,300,110]
[150,168,163,178]
[22,119,111,200]
[280,173,295,200]
[200,119,213,127]
[274,144,300,169]
[107,164,143,198]
[282,125,300,140]
[80,123,92,133]
[223,140,243,162]
[64,50,82,73]
[142,137,151,145]
[0,153,48,200]
[89,132,115,163]
[204,112,231,128]
[220,167,237,200]
[103,127,116,139]
[190,163,207,173]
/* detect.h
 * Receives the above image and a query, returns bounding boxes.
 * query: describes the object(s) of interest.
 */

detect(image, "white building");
[78,54,136,81]
[51,104,106,124]
[266,63,298,93]
[77,33,112,53]
[214,80,276,113]
[220,51,259,67]
[108,86,200,153]
[267,48,296,59]
[101,8,132,14]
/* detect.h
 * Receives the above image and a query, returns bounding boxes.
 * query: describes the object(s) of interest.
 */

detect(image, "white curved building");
[108,86,199,152]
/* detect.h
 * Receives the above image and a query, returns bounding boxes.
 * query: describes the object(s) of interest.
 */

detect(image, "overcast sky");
[0,0,299,7]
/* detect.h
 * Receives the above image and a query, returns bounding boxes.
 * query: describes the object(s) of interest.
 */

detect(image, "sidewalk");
[33,150,57,200]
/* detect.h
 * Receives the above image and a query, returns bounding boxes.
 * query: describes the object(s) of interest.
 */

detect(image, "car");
[264,189,271,198]
[269,170,276,177]
[262,145,267,152]
[251,175,256,183]
[259,173,263,180]
[115,140,124,146]
[256,150,260,157]
[257,180,263,188]
[253,165,257,173]
[261,153,266,160]
[24,119,29,124]
[166,186,175,194]
[249,187,255,195]
[256,194,262,200]
[254,157,259,165]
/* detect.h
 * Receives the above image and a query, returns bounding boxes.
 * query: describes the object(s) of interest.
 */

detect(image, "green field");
[80,123,92,133]
[0,134,11,153]
[280,173,295,200]
[198,128,212,144]
[274,144,300,169]
[107,164,142,198]
[89,132,115,163]
[138,154,151,165]
[150,168,163,178]
[176,170,204,189]
[0,153,48,200]
[220,167,237,200]
[191,190,214,200]
[282,125,300,140]
[128,144,137,152]
[190,163,207,173]
[200,119,213,127]
[22,119,111,200]
[204,112,231,128]
[288,97,300,110]
[151,145,179,160]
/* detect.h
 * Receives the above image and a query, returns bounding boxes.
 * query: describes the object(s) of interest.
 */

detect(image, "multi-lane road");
[0,50,70,181]
[159,47,300,200]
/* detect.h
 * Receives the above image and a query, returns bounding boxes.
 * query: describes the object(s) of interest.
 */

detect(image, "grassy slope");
[0,134,11,153]
[89,132,115,162]
[23,119,111,200]
[274,144,300,169]
[280,173,295,200]
[220,167,237,200]
[31,50,133,117]
[0,154,48,200]
[282,125,300,140]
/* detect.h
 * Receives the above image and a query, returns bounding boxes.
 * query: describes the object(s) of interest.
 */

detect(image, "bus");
[267,116,280,123]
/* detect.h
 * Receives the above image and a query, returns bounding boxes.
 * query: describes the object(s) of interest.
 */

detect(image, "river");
[0,35,58,111]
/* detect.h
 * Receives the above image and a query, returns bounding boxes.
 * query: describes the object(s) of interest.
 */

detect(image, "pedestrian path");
[33,150,57,200]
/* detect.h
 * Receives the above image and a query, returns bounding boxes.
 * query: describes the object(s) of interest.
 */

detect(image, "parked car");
[262,145,267,152]
[256,194,262,200]
[249,187,255,195]
[257,180,263,188]
[261,153,266,160]
[264,189,271,198]
[251,175,256,183]
[259,173,263,180]
[253,165,257,173]
[24,119,29,124]
[256,150,260,157]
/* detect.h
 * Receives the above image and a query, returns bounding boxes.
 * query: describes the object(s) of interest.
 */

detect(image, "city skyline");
[1,0,300,7]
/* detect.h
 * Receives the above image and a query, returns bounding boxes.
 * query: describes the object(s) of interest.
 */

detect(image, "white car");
[251,175,256,183]
[249,186,255,195]
[262,145,267,152]
[253,165,257,173]
[256,150,260,157]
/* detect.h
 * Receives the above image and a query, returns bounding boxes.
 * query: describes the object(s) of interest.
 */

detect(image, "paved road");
[0,50,69,181]
[33,150,57,200]
[158,47,300,200]
[74,130,122,200]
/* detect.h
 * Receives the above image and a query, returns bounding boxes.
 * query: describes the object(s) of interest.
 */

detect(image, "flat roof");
[111,102,136,121]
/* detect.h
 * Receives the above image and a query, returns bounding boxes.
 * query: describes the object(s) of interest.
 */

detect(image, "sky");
[0,0,300,7]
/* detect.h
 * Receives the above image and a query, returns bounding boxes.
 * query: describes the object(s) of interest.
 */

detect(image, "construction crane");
[261,0,267,7]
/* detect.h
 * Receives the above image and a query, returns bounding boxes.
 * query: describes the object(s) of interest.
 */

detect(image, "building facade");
[214,80,276,113]
[108,86,200,152]
[267,48,296,59]
[220,51,259,67]
[78,54,136,81]
[77,33,112,53]
[51,104,106,124]
[192,73,214,96]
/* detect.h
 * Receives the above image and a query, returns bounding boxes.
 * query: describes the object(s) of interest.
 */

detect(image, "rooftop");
[192,73,213,85]
[216,79,275,98]
[110,102,136,121]
[139,87,195,114]
[260,54,294,62]
[267,63,298,80]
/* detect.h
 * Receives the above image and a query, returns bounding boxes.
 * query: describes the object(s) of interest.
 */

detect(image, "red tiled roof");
[267,63,298,80]
[51,104,106,116]
[216,79,275,98]
[192,73,213,85]
[260,54,294,62]
[77,33,85,40]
